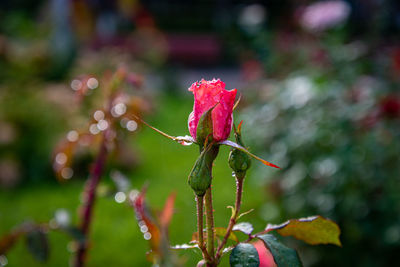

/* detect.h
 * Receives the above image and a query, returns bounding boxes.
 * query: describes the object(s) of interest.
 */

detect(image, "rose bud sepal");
[196,105,216,151]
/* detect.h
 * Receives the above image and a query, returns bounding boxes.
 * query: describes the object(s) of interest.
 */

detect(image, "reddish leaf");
[0,231,22,255]
[160,192,176,228]
[236,120,244,134]
[132,189,161,252]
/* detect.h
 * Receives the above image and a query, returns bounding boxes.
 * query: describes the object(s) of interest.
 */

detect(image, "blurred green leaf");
[266,216,341,246]
[229,243,259,267]
[61,227,85,244]
[257,234,302,267]
[25,229,49,262]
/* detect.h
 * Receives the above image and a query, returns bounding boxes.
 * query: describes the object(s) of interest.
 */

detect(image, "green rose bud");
[229,121,251,179]
[188,145,219,196]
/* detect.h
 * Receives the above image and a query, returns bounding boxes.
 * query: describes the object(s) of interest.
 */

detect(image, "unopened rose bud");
[229,122,251,179]
[188,145,219,196]
[188,79,237,143]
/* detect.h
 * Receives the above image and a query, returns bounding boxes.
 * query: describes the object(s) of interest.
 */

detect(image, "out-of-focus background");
[1,0,400,266]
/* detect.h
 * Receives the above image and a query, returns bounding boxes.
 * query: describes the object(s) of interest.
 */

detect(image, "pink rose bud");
[188,79,237,142]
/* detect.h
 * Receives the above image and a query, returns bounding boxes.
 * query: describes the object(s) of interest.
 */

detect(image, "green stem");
[196,195,212,262]
[215,175,244,261]
[204,187,215,263]
[196,195,204,248]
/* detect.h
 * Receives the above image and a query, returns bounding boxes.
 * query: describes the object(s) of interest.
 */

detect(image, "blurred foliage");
[238,11,400,267]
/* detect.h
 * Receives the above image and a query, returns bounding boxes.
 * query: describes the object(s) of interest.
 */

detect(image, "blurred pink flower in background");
[300,0,351,32]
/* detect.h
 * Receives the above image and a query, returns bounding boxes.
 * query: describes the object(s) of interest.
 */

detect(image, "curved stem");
[215,175,244,261]
[204,187,215,264]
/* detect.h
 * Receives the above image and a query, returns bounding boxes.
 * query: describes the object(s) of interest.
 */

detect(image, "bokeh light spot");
[114,192,126,203]
[55,152,67,165]
[71,79,82,91]
[67,130,79,142]
[61,167,73,179]
[126,120,138,132]
[87,78,99,89]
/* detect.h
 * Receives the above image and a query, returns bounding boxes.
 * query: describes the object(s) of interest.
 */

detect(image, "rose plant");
[134,78,341,267]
